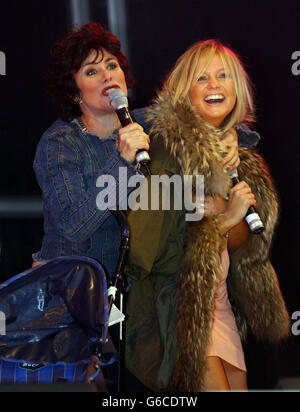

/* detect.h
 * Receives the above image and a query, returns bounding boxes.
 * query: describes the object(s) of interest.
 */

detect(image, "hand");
[118,123,150,163]
[205,191,253,248]
[221,128,240,171]
[222,180,256,229]
[204,195,226,217]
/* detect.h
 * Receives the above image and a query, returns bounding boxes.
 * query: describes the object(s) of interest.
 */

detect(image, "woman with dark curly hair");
[32,22,150,276]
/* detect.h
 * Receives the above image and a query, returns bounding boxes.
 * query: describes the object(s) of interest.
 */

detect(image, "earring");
[75,96,83,105]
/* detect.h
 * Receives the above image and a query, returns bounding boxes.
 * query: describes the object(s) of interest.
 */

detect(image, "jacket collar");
[147,93,232,198]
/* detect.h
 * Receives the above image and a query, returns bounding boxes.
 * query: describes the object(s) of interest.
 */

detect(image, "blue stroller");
[0,211,129,391]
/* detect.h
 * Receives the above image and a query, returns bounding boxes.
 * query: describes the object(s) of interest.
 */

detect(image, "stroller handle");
[94,210,130,358]
[110,210,130,280]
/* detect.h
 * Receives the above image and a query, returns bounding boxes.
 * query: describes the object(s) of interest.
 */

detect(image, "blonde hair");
[164,39,255,131]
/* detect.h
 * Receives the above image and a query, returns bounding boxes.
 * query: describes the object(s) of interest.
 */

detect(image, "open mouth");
[204,94,225,104]
[102,85,120,96]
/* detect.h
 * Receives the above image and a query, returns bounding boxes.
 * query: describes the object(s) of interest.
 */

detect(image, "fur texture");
[148,94,290,392]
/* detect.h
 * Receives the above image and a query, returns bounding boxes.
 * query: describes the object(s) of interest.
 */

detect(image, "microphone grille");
[230,169,238,178]
[107,88,128,110]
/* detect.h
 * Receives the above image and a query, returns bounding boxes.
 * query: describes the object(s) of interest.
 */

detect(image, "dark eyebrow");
[83,57,117,67]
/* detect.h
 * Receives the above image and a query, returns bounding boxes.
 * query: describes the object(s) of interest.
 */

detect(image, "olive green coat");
[124,136,185,390]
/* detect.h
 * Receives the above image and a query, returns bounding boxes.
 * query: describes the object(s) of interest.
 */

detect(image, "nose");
[207,76,219,89]
[102,68,112,83]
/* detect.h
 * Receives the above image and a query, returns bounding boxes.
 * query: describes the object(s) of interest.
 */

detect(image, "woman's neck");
[81,110,121,139]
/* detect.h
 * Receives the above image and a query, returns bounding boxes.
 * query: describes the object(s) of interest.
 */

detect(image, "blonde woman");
[147,39,290,391]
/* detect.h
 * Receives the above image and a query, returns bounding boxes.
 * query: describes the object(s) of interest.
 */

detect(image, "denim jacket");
[33,110,151,278]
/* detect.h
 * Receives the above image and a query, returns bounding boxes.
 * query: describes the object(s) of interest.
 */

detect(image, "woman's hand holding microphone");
[118,123,150,163]
[204,182,256,250]
[204,128,258,248]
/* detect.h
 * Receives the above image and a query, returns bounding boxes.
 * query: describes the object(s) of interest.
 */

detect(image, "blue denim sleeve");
[236,124,261,147]
[34,130,142,242]
[132,107,153,134]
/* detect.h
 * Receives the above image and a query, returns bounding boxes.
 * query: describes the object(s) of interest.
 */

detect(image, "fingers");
[119,123,149,145]
[223,146,240,170]
[221,128,238,145]
[119,122,147,137]
[222,128,240,171]
[229,181,257,208]
[118,123,150,163]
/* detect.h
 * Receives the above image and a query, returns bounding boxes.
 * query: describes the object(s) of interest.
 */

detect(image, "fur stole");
[147,94,290,392]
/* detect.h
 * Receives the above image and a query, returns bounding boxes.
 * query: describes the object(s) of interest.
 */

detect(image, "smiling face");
[189,54,237,127]
[73,48,128,115]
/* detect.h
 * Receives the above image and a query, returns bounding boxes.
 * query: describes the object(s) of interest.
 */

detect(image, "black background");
[0,0,299,389]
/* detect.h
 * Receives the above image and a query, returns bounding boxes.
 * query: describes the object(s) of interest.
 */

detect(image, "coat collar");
[147,93,232,198]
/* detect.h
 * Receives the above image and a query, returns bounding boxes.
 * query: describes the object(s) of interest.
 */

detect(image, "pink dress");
[206,248,246,372]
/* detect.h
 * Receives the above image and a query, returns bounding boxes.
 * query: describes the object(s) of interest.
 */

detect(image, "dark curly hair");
[46,22,133,121]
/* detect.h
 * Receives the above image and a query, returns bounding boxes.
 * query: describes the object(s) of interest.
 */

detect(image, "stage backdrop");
[0,0,299,389]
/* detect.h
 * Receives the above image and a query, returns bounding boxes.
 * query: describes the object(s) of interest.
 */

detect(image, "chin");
[204,117,225,128]
[207,111,231,127]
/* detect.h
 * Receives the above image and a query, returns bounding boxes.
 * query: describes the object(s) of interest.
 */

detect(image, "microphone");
[107,88,151,168]
[230,169,264,234]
